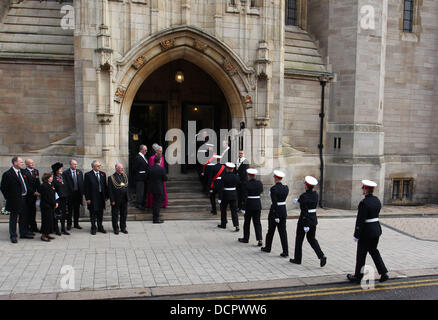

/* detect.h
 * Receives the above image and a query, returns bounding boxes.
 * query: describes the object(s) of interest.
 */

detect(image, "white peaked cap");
[225,162,236,168]
[206,143,214,147]
[213,155,222,159]
[273,170,285,179]
[247,168,258,175]
[198,149,207,153]
[362,180,377,188]
[305,176,318,186]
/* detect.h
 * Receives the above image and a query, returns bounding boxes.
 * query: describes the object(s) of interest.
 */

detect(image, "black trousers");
[111,201,128,231]
[243,209,262,241]
[54,197,67,233]
[152,193,164,222]
[136,180,147,207]
[237,185,245,210]
[293,222,324,263]
[209,189,217,213]
[89,208,104,231]
[26,195,38,231]
[66,190,82,226]
[264,215,288,255]
[8,197,29,239]
[355,237,388,277]
[220,199,239,227]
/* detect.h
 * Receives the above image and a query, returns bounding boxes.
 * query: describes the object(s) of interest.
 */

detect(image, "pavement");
[0,204,437,300]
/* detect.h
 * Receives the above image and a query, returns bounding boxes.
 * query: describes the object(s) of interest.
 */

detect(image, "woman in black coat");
[39,173,57,241]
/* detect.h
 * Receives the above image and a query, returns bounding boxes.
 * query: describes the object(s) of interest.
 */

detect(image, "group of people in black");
[199,146,389,284]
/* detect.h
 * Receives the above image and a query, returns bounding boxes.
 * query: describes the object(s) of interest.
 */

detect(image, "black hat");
[51,162,63,173]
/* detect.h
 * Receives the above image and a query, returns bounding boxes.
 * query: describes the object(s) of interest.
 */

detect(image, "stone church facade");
[0,0,437,209]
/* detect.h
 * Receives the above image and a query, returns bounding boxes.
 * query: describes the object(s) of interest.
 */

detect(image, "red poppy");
[100,173,104,177]
[77,171,80,176]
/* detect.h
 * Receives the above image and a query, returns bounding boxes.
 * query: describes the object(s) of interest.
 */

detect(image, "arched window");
[286,0,298,26]
[403,0,414,32]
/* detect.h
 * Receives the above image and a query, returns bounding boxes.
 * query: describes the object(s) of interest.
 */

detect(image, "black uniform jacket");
[298,190,319,227]
[243,179,263,211]
[84,170,108,211]
[108,173,129,205]
[52,174,69,199]
[39,181,56,211]
[220,172,240,201]
[133,153,149,182]
[208,163,225,191]
[269,182,289,219]
[354,194,382,239]
[0,168,30,212]
[147,164,168,196]
[62,168,84,197]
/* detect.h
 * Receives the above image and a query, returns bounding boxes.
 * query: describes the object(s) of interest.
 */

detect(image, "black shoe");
[67,225,72,231]
[91,229,96,235]
[320,256,327,267]
[62,230,70,235]
[347,274,361,284]
[32,228,40,233]
[153,220,164,224]
[235,227,240,232]
[238,238,248,243]
[41,237,50,242]
[11,238,17,244]
[20,235,34,239]
[211,211,217,215]
[379,273,389,283]
[217,224,226,229]
[56,232,62,236]
[28,232,35,236]
[47,235,55,240]
[114,230,119,235]
[98,229,107,234]
[121,230,128,234]
[280,253,289,258]
[74,225,82,230]
[261,247,270,253]
[290,258,301,264]
[257,240,263,247]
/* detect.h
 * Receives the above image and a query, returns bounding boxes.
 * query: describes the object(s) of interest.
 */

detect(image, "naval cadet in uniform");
[290,176,327,267]
[207,155,225,215]
[238,168,263,246]
[217,162,240,232]
[347,180,389,283]
[235,150,249,213]
[261,170,289,257]
[108,163,129,234]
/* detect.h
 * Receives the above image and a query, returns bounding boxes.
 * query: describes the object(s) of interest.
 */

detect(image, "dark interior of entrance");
[129,59,231,179]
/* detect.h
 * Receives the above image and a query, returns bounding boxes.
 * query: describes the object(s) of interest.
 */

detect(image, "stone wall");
[383,0,438,204]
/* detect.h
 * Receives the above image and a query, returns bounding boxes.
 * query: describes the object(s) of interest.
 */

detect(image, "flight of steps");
[0,0,74,60]
[128,170,216,221]
[284,26,327,73]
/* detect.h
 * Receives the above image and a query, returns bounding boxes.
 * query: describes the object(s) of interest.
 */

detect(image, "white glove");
[293,198,299,204]
[275,218,280,224]
[304,227,310,233]
[241,210,246,214]
[354,237,359,242]
[201,173,204,176]
[209,190,213,193]
[218,200,221,204]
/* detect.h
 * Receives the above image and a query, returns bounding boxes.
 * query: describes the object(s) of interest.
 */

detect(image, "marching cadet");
[51,162,70,236]
[238,168,263,246]
[235,150,249,213]
[207,155,225,215]
[201,143,216,193]
[290,176,327,267]
[347,180,389,283]
[108,163,129,234]
[261,170,289,257]
[217,162,240,232]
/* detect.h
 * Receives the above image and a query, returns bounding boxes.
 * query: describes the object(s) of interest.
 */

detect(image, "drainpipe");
[318,79,327,208]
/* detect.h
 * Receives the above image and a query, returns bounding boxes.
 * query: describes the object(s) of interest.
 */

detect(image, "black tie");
[18,171,27,196]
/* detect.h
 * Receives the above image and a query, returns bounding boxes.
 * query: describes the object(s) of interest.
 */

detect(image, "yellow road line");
[249,282,438,300]
[185,277,438,300]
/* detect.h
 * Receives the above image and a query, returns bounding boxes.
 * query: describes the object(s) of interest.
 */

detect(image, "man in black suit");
[217,162,240,232]
[235,150,249,212]
[62,159,84,230]
[108,163,129,234]
[261,170,289,257]
[84,160,108,235]
[133,144,148,210]
[23,158,41,233]
[347,180,389,284]
[147,156,167,224]
[0,156,34,243]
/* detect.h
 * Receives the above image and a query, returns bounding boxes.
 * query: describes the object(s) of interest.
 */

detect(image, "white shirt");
[13,167,27,195]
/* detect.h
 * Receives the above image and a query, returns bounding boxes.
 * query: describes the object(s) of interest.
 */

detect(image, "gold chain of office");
[110,173,128,189]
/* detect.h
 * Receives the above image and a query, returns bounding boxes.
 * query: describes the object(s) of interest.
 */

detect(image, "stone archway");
[110,26,256,163]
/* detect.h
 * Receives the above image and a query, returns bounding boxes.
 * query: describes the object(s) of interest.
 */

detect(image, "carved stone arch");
[111,25,256,157]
